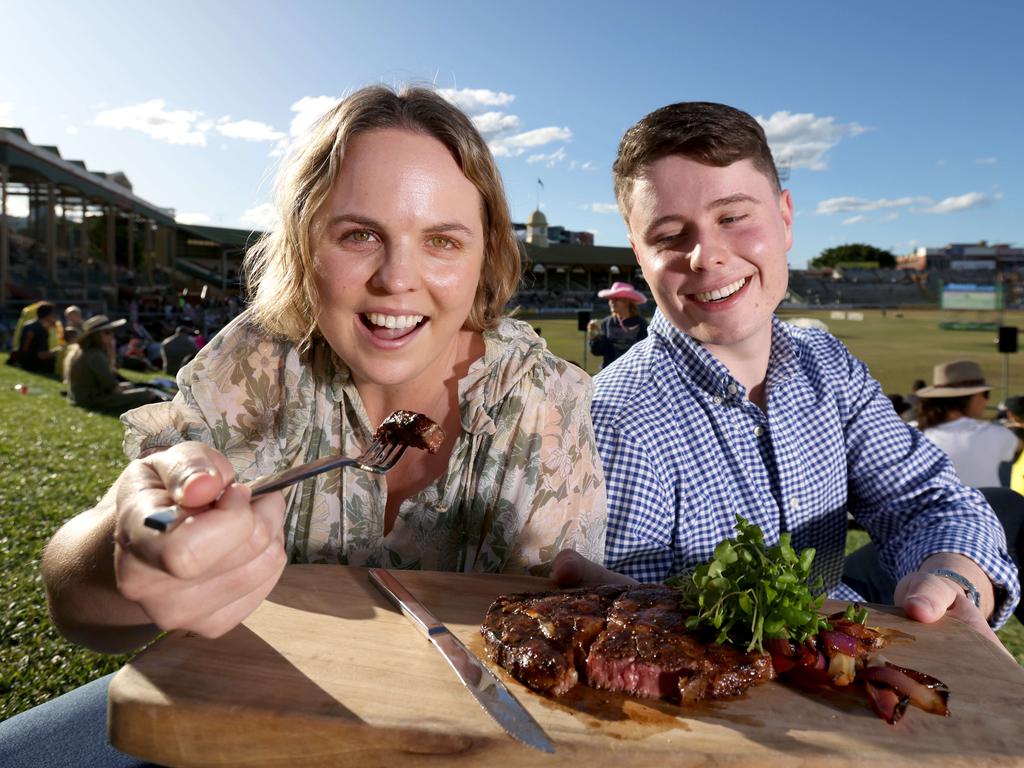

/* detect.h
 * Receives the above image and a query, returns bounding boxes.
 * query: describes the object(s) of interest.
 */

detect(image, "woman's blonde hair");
[245,85,521,346]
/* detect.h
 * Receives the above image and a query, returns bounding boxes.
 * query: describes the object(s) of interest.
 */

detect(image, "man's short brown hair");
[613,101,781,220]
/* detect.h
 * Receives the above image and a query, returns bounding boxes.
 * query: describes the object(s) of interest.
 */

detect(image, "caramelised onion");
[864,679,910,724]
[829,618,886,648]
[861,661,950,716]
[820,629,863,658]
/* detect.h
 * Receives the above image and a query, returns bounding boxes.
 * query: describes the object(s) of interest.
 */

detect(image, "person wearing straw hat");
[915,360,1021,489]
[588,281,648,368]
[63,314,171,414]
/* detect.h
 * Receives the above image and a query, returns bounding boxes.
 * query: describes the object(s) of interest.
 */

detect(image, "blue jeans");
[0,674,156,768]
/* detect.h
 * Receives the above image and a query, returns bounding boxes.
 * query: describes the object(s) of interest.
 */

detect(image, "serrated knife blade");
[367,568,554,754]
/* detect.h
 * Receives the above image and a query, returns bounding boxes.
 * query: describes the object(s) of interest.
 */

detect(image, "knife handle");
[368,569,445,639]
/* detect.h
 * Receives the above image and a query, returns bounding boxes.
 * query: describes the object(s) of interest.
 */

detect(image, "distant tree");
[810,243,896,269]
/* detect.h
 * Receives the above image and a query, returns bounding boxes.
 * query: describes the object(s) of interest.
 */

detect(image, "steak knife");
[367,568,555,754]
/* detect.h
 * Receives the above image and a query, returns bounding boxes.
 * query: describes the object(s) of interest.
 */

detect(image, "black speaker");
[577,310,591,331]
[999,326,1019,353]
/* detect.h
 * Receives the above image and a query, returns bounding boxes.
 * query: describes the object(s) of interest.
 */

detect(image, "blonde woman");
[42,85,607,656]
[6,86,608,767]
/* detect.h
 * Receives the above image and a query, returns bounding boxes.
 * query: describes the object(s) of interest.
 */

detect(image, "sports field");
[530,307,1024,409]
[2,308,1023,722]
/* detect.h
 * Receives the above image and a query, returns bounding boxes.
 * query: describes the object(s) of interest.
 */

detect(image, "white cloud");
[176,212,211,225]
[240,202,278,231]
[975,156,997,165]
[437,87,572,162]
[471,111,520,137]
[437,88,515,113]
[94,99,208,146]
[270,95,338,157]
[216,118,285,142]
[584,202,620,214]
[527,146,567,167]
[924,191,992,214]
[490,125,572,157]
[580,161,595,171]
[881,212,899,222]
[65,125,78,135]
[0,102,13,126]
[842,215,867,225]
[287,96,337,137]
[816,196,930,215]
[757,111,867,171]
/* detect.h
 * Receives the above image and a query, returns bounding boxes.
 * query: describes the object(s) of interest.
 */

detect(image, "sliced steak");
[482,584,774,705]
[481,585,628,695]
[588,585,774,702]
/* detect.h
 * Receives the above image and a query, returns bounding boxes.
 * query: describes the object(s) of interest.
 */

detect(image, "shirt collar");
[648,309,799,399]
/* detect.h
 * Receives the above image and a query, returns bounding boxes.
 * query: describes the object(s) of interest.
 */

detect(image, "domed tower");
[526,208,548,248]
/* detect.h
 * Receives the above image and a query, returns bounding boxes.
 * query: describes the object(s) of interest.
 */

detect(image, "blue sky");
[3,0,1020,267]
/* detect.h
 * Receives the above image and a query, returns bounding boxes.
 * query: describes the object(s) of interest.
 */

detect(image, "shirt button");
[713,396,723,405]
[727,384,738,395]
[791,498,800,511]
[753,426,764,437]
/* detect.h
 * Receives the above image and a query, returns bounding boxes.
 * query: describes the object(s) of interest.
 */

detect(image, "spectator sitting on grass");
[160,325,196,376]
[16,302,62,377]
[64,315,171,414]
[119,335,158,372]
[63,305,84,344]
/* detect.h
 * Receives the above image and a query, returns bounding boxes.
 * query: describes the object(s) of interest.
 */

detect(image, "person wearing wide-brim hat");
[588,281,649,369]
[916,360,1021,488]
[63,314,170,414]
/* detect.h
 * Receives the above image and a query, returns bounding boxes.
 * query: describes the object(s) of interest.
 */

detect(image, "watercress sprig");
[667,515,831,653]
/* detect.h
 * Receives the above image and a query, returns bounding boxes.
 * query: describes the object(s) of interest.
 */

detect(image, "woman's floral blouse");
[122,312,607,575]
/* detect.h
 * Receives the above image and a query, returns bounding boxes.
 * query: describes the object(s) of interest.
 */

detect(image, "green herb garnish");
[668,515,830,653]
[844,603,869,624]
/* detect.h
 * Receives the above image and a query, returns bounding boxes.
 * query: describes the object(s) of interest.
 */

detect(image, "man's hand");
[552,550,638,588]
[894,561,1011,659]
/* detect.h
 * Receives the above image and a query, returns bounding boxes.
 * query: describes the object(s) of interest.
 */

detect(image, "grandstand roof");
[179,223,263,248]
[523,242,634,268]
[0,126,176,226]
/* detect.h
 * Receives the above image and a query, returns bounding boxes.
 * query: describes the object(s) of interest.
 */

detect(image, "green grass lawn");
[2,307,1023,721]
[0,360,134,721]
[534,307,1024,405]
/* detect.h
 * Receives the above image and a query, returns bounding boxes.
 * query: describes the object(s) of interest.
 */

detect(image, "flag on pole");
[537,178,544,189]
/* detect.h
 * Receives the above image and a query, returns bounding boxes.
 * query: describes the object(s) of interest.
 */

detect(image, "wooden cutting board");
[108,565,1024,767]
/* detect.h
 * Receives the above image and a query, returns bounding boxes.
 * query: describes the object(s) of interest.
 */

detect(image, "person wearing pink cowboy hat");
[588,281,649,368]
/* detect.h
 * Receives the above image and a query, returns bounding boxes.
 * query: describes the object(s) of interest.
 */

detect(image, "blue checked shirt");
[592,310,1020,628]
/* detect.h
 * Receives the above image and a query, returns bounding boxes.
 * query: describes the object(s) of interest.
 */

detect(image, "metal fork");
[143,437,408,532]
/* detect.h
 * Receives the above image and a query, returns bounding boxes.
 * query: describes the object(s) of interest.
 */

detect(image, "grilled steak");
[481,584,774,704]
[480,585,628,695]
[374,410,445,453]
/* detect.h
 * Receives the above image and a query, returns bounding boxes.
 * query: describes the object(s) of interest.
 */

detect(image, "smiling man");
[589,101,1020,644]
